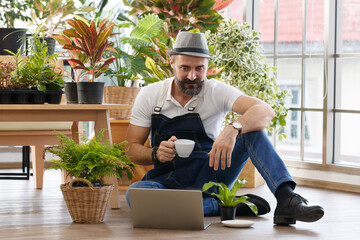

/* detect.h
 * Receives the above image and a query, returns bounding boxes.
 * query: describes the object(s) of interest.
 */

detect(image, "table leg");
[31,145,45,189]
[71,121,80,143]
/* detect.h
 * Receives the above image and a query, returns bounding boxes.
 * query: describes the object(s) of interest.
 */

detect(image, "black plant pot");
[12,89,31,104]
[0,28,27,55]
[45,90,64,104]
[65,82,78,104]
[29,89,45,104]
[77,82,105,104]
[219,205,237,221]
[0,89,13,104]
[34,37,56,56]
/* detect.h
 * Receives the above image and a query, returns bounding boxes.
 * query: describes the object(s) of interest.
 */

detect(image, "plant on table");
[53,17,117,82]
[0,60,16,89]
[206,19,289,139]
[17,31,63,92]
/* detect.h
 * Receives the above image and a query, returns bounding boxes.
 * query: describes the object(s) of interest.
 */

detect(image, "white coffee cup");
[174,139,195,158]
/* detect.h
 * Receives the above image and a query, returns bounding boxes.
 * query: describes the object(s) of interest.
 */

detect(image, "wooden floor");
[0,169,359,240]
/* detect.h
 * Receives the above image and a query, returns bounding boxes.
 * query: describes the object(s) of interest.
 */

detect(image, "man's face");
[172,55,209,96]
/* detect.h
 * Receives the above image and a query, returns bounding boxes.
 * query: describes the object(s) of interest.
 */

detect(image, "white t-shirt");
[130,78,243,140]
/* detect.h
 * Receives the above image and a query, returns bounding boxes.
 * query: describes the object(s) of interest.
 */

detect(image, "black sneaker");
[236,194,271,216]
[274,193,324,225]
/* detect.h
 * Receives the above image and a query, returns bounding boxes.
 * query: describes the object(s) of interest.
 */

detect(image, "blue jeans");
[126,131,295,216]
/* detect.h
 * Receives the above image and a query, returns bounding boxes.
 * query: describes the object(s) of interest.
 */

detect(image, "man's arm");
[208,95,275,170]
[126,124,177,165]
[231,95,275,134]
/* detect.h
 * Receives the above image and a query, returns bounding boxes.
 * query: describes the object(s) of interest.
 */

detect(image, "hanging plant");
[206,19,289,139]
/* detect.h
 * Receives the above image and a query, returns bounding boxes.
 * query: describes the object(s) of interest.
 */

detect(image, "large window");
[227,0,360,172]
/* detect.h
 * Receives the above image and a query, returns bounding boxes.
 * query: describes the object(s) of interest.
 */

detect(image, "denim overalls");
[126,80,295,216]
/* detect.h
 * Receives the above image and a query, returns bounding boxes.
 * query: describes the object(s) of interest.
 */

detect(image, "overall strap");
[153,79,200,114]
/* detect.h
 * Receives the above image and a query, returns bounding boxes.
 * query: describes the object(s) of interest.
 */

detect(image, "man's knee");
[125,180,167,207]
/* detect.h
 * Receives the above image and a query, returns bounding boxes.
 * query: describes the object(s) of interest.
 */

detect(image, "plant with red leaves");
[54,18,118,82]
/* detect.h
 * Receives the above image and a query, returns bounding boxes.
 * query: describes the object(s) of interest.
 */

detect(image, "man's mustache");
[182,78,202,84]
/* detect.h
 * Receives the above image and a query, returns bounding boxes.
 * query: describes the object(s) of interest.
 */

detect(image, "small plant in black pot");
[54,17,117,104]
[0,59,15,103]
[202,179,258,221]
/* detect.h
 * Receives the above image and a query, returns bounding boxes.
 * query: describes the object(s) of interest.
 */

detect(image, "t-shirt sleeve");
[129,87,153,128]
[212,80,244,113]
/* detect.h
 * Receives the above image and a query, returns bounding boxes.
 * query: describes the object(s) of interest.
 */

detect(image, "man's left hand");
[208,125,238,170]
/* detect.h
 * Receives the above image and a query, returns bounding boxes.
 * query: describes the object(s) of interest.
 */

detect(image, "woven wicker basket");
[60,178,114,223]
[103,86,140,119]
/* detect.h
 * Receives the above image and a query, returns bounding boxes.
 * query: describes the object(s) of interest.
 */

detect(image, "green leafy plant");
[46,129,136,184]
[206,19,289,138]
[0,60,16,89]
[29,0,95,37]
[0,0,33,28]
[10,30,63,91]
[104,13,169,86]
[124,0,223,36]
[202,179,258,215]
[54,17,117,82]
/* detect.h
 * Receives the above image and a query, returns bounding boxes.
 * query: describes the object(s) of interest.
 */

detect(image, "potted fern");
[54,17,117,104]
[202,179,258,221]
[46,129,135,223]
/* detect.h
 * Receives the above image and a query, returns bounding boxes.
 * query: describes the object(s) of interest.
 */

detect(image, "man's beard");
[174,76,204,96]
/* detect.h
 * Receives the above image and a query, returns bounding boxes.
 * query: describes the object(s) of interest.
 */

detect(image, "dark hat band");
[173,47,210,55]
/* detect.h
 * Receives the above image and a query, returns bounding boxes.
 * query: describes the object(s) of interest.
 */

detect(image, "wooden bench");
[0,122,73,188]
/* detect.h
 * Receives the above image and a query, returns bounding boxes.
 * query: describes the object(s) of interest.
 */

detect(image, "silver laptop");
[128,188,211,230]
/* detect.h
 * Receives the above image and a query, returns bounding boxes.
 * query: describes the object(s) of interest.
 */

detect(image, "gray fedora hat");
[166,31,213,58]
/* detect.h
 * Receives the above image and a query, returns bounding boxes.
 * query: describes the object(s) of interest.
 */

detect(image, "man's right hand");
[156,136,178,163]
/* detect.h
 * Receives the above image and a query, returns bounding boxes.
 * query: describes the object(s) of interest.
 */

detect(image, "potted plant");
[206,19,289,138]
[28,0,95,55]
[103,13,166,119]
[202,179,258,221]
[0,0,33,55]
[54,17,117,104]
[0,59,16,103]
[46,129,136,223]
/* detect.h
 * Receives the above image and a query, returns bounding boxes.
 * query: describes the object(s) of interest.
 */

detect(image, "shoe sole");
[274,208,324,225]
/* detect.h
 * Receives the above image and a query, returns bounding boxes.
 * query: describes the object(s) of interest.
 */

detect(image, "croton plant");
[123,0,232,36]
[54,18,117,82]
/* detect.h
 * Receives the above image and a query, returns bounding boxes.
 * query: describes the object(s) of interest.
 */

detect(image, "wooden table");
[0,104,132,209]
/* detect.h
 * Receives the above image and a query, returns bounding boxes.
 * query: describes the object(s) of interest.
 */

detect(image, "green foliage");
[105,13,171,86]
[123,0,223,35]
[0,60,15,89]
[206,19,289,138]
[0,0,33,28]
[29,0,95,37]
[54,18,117,82]
[202,179,258,215]
[46,129,136,184]
[5,31,64,91]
